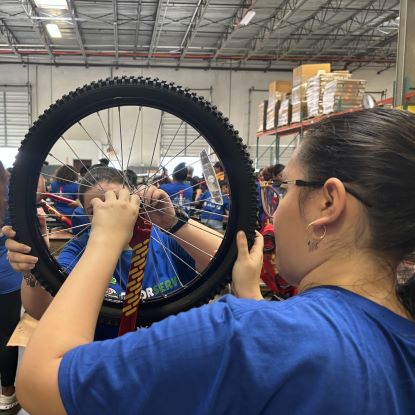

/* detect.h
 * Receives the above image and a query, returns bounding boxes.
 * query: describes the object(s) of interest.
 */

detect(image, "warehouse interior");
[0,1,414,414]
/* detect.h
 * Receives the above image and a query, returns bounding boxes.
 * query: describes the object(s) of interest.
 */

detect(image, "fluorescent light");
[240,10,256,26]
[34,0,68,9]
[46,23,62,38]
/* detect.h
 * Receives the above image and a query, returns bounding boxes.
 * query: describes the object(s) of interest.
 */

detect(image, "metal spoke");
[146,119,185,184]
[77,121,133,192]
[62,244,87,274]
[41,173,96,190]
[37,192,102,197]
[140,195,230,218]
[139,201,224,240]
[96,111,127,178]
[60,135,106,192]
[150,235,201,277]
[49,224,91,257]
[148,245,169,299]
[125,106,142,177]
[141,202,183,287]
[146,151,215,189]
[42,213,90,218]
[42,223,91,238]
[144,134,202,188]
[118,107,125,187]
[48,153,96,189]
[156,176,208,202]
[145,220,215,259]
[146,112,163,183]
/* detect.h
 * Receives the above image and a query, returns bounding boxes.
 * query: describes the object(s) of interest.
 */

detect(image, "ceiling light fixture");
[239,10,256,27]
[34,0,68,10]
[46,23,62,38]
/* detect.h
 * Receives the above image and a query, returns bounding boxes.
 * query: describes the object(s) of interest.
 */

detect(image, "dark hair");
[99,158,110,166]
[173,162,188,182]
[213,161,223,172]
[298,108,415,317]
[79,167,122,206]
[271,163,285,177]
[124,169,138,187]
[79,166,88,177]
[0,161,7,223]
[55,164,79,184]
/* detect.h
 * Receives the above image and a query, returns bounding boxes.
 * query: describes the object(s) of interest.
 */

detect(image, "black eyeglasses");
[278,179,372,208]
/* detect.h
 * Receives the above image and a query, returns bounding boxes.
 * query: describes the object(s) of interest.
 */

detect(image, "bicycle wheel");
[9,76,257,326]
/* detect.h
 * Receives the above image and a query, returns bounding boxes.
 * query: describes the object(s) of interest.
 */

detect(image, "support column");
[395,0,415,107]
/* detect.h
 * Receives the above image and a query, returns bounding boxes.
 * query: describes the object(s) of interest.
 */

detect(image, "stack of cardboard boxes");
[257,100,268,133]
[292,64,331,122]
[266,80,292,130]
[306,70,351,117]
[278,97,292,127]
[257,63,368,133]
[322,79,367,114]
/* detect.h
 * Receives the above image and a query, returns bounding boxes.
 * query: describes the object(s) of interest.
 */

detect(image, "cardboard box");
[268,80,292,103]
[257,100,268,133]
[269,80,292,95]
[293,63,331,87]
[266,100,281,131]
[322,78,366,114]
[277,97,292,127]
[291,83,307,123]
[306,71,352,117]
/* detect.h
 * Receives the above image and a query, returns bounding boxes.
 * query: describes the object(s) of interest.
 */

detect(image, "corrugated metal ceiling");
[0,0,400,71]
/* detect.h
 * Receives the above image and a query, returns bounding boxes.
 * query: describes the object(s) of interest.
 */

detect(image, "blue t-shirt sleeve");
[58,234,87,274]
[58,297,241,414]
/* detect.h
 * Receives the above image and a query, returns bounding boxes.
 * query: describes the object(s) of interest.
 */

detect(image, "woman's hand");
[2,226,38,273]
[232,231,264,300]
[136,185,177,230]
[89,188,140,248]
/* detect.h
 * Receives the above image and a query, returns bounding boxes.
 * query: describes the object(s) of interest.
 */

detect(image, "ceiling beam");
[19,0,55,63]
[242,0,307,62]
[0,19,24,63]
[112,0,119,65]
[133,0,142,56]
[212,0,256,60]
[179,0,210,62]
[66,0,87,66]
[304,0,399,62]
[274,0,351,61]
[148,0,165,57]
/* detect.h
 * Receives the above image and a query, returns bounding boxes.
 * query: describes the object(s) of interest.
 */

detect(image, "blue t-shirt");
[50,182,79,216]
[58,287,415,414]
[199,191,229,221]
[160,182,192,209]
[58,227,197,340]
[71,207,90,235]
[0,212,22,294]
[58,228,197,302]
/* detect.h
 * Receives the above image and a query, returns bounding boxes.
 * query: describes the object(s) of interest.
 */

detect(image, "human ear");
[311,178,347,227]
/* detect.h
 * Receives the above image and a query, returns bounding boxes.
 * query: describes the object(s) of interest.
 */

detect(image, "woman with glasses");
[6,108,415,414]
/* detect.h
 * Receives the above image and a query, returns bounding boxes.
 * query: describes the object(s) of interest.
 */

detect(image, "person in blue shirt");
[49,165,80,217]
[5,109,415,414]
[7,166,220,340]
[0,161,22,411]
[160,162,193,209]
[199,180,229,233]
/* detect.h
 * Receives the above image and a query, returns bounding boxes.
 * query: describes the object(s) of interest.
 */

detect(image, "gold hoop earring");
[306,223,327,251]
